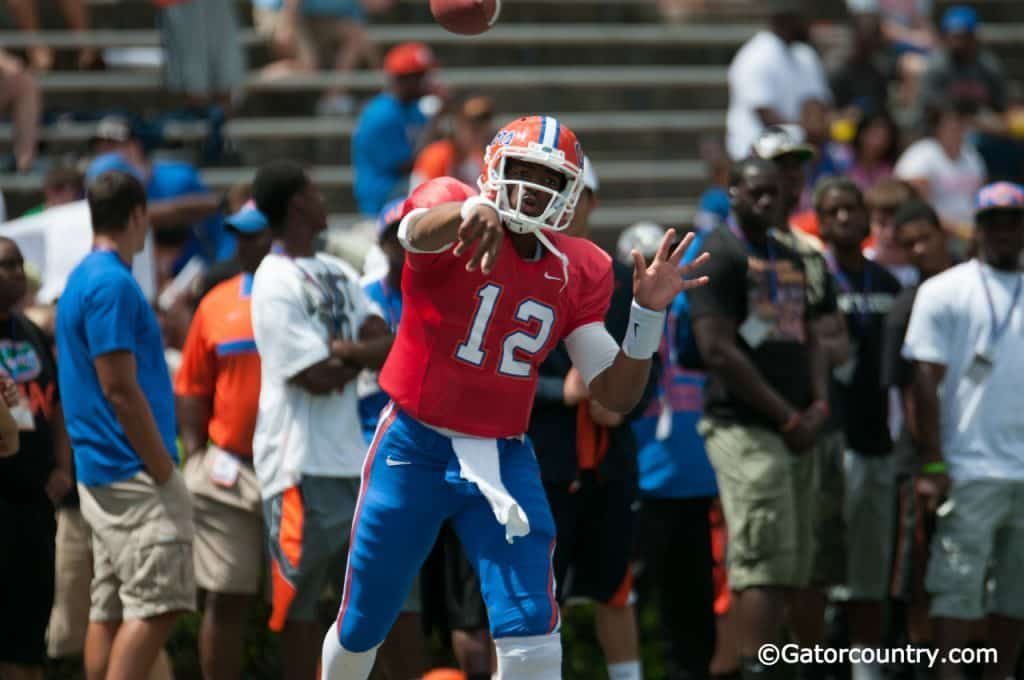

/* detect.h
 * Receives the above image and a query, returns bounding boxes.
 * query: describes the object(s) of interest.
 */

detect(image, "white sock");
[321,621,378,680]
[608,660,642,680]
[494,632,562,679]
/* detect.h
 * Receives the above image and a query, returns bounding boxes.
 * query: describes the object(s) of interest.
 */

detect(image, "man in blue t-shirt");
[88,117,235,274]
[352,42,442,216]
[56,170,195,680]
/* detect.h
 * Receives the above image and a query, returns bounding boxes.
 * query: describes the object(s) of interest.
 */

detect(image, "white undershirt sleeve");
[564,321,620,387]
[397,207,452,254]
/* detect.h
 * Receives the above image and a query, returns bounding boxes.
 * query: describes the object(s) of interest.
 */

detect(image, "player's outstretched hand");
[453,202,503,274]
[632,229,710,312]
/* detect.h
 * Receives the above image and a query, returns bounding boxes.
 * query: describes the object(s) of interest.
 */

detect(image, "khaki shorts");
[78,470,196,622]
[812,430,847,587]
[46,507,93,658]
[184,446,264,595]
[838,451,895,601]
[699,418,816,590]
[926,478,1024,621]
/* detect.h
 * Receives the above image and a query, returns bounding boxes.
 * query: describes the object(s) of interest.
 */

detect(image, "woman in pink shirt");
[849,111,901,192]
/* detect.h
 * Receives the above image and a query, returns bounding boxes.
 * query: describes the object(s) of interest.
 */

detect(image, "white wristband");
[622,300,665,360]
[461,195,499,220]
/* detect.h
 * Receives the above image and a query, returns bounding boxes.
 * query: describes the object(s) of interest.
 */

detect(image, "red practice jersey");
[379,225,613,438]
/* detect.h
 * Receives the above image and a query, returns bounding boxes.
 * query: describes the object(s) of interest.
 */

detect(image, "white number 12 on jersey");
[455,283,555,378]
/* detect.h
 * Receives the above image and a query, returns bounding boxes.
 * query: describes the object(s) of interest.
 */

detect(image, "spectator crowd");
[1,0,1024,679]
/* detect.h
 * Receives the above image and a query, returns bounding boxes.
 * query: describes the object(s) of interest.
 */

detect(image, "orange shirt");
[413,139,457,182]
[174,273,261,457]
[413,139,485,187]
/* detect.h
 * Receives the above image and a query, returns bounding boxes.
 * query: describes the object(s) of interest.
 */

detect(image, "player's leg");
[544,479,579,604]
[323,407,455,679]
[453,437,561,679]
[441,523,494,679]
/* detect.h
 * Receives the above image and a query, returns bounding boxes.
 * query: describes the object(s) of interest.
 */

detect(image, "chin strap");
[533,229,570,292]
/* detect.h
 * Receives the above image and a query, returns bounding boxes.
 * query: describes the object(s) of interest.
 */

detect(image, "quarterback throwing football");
[322,116,709,679]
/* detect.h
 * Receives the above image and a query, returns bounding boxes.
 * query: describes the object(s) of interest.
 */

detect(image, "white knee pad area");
[320,621,380,680]
[494,631,563,679]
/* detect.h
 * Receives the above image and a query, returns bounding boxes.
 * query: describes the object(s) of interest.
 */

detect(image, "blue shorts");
[334,404,559,652]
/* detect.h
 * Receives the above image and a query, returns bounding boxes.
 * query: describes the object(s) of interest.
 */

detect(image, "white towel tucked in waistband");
[451,437,531,544]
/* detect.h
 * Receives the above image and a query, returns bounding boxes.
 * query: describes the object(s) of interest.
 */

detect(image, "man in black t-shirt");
[882,200,952,650]
[688,158,831,680]
[0,237,72,679]
[816,178,902,677]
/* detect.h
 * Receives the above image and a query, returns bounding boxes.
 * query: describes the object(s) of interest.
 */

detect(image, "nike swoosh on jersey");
[385,456,412,467]
[544,272,562,281]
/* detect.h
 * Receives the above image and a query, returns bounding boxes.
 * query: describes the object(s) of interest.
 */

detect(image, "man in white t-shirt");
[894,99,986,252]
[902,181,1024,680]
[726,0,832,160]
[249,162,399,680]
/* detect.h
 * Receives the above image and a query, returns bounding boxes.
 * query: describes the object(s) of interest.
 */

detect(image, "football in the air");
[430,0,501,36]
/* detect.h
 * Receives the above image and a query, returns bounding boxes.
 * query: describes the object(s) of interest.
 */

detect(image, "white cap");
[582,155,599,194]
[616,221,665,266]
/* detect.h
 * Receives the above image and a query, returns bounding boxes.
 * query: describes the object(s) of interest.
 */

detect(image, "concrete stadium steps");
[33,66,731,115]
[23,0,663,32]
[8,110,725,164]
[0,160,706,215]
[7,22,1024,69]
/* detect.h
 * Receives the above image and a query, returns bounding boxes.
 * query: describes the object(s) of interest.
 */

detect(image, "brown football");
[430,0,500,36]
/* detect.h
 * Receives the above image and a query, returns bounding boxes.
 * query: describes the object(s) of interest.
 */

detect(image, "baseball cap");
[581,155,599,194]
[377,197,407,238]
[975,182,1024,216]
[941,5,978,34]
[85,151,144,183]
[92,115,134,145]
[225,200,269,234]
[384,43,437,77]
[753,125,817,162]
[616,222,666,265]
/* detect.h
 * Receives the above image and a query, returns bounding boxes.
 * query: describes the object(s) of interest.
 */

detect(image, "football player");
[322,116,709,680]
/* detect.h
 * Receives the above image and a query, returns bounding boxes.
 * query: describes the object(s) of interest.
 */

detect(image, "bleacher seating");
[0,0,1020,250]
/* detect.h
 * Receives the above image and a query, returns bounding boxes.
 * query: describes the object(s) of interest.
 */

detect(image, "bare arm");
[403,201,506,273]
[811,311,850,369]
[693,316,798,426]
[806,317,830,404]
[292,316,393,394]
[148,194,221,232]
[45,403,74,503]
[403,203,464,254]
[177,394,211,461]
[910,360,946,465]
[0,375,19,457]
[331,315,394,371]
[95,351,176,484]
[588,353,653,415]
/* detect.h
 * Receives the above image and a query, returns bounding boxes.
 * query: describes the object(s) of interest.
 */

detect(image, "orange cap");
[384,42,437,76]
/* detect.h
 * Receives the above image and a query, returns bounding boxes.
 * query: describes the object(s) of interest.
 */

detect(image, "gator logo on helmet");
[492,130,515,147]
